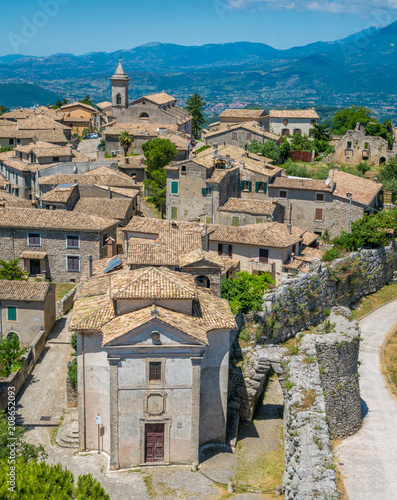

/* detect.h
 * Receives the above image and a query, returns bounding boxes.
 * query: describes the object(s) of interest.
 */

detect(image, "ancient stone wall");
[258,245,395,344]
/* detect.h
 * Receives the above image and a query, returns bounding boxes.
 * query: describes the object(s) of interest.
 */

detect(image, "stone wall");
[259,245,395,344]
[56,286,77,318]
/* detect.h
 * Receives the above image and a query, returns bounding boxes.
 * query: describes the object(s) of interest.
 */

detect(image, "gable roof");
[269,109,319,119]
[330,169,382,206]
[38,166,135,188]
[220,109,267,118]
[14,141,72,158]
[39,185,76,204]
[60,102,96,112]
[17,116,71,131]
[142,92,177,105]
[0,192,33,208]
[0,280,53,302]
[204,121,280,142]
[220,198,278,216]
[178,249,224,268]
[269,177,334,193]
[73,197,133,222]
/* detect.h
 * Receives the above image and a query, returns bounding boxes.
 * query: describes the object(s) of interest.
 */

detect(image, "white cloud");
[226,0,397,14]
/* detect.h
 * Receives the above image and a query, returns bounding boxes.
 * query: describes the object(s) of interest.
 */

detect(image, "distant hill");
[0,84,60,109]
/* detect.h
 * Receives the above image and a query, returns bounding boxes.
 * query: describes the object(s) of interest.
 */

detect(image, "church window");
[116,94,122,105]
[139,112,149,121]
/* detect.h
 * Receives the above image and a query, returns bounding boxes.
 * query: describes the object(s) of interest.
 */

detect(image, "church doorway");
[145,423,164,463]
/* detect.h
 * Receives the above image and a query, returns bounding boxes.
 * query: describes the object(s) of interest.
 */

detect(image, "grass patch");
[352,282,397,320]
[382,328,397,398]
[331,439,349,500]
[55,283,76,302]
[143,474,155,498]
[299,389,316,411]
[143,197,162,219]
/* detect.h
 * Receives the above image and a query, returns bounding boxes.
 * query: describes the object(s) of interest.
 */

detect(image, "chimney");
[287,223,292,234]
[108,186,112,199]
[87,255,93,278]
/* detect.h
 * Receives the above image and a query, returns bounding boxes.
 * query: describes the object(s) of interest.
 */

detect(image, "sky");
[1,0,397,57]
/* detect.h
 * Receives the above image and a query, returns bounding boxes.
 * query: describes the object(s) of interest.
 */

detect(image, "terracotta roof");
[330,169,382,206]
[142,92,177,105]
[124,216,203,235]
[204,121,280,142]
[127,229,202,266]
[220,198,278,215]
[161,132,190,150]
[269,109,319,119]
[14,141,72,158]
[0,280,52,301]
[118,155,145,168]
[39,185,76,203]
[73,197,133,222]
[17,116,71,131]
[179,249,225,268]
[269,177,334,192]
[38,166,135,188]
[96,101,112,110]
[220,109,267,118]
[80,254,129,280]
[0,174,10,187]
[0,107,63,122]
[0,192,32,208]
[19,251,47,259]
[0,207,118,232]
[60,102,96,112]
[93,185,140,199]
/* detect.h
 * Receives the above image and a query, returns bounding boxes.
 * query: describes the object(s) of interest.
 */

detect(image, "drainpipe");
[11,229,15,259]
[82,334,87,451]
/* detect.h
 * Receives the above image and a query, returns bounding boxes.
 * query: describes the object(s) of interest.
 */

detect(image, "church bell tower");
[110,58,130,118]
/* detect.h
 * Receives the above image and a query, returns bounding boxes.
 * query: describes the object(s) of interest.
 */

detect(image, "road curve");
[336,301,397,500]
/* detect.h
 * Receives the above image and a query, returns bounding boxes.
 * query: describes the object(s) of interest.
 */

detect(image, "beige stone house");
[267,169,382,238]
[0,208,118,282]
[202,121,281,148]
[265,109,319,137]
[71,265,237,468]
[218,198,283,226]
[328,123,396,166]
[217,109,268,127]
[60,102,97,134]
[0,280,56,348]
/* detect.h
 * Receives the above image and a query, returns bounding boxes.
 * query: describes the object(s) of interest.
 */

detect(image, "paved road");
[336,301,397,500]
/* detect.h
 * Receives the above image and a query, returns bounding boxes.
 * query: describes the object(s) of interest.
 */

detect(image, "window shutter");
[263,182,267,193]
[7,307,16,321]
[240,181,245,190]
[228,245,233,258]
[315,208,323,221]
[218,243,222,256]
[202,187,207,197]
[255,182,259,193]
[248,181,252,192]
[171,181,178,194]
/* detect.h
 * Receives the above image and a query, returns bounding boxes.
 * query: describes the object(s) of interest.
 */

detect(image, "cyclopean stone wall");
[258,245,395,344]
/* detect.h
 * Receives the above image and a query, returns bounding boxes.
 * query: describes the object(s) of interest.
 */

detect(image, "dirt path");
[336,300,397,500]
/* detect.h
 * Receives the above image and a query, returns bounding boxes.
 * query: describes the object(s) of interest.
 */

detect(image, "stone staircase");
[56,420,79,448]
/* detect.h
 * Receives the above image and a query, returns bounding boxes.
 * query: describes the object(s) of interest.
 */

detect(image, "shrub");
[221,271,274,314]
[322,247,341,262]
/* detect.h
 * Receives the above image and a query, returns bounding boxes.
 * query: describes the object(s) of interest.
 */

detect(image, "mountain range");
[1,21,397,116]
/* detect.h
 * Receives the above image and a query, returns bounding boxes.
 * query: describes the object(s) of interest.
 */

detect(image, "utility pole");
[347,192,353,233]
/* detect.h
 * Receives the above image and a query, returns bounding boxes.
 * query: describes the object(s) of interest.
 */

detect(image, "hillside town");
[1,58,397,500]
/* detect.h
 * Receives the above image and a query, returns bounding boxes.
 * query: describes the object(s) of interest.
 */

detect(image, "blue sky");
[1,0,397,56]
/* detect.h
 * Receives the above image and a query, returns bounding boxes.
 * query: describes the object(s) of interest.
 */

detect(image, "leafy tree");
[98,139,106,151]
[0,259,28,281]
[52,99,67,110]
[142,138,177,215]
[79,94,94,107]
[0,105,7,116]
[0,146,13,153]
[118,131,132,156]
[279,137,290,160]
[356,161,370,175]
[221,271,274,314]
[311,122,332,142]
[282,159,309,178]
[330,106,373,135]
[0,335,26,377]
[0,412,47,463]
[81,128,90,138]
[379,157,397,192]
[247,140,280,162]
[290,133,311,152]
[184,93,206,139]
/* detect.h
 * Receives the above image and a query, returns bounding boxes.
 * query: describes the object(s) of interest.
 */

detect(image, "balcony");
[249,258,276,275]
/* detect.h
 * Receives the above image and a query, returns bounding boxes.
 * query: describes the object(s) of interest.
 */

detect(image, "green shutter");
[232,217,239,227]
[248,181,252,192]
[202,188,207,197]
[7,307,16,321]
[171,181,178,194]
[240,181,245,190]
[255,182,259,193]
[263,182,268,193]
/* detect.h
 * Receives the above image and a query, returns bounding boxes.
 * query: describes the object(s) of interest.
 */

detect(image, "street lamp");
[347,192,353,233]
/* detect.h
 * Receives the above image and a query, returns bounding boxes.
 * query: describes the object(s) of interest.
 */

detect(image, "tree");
[79,94,94,107]
[52,99,67,110]
[0,335,26,378]
[118,131,132,156]
[184,93,206,139]
[142,138,177,216]
[312,122,332,142]
[356,162,370,175]
[81,128,90,138]
[290,133,311,152]
[0,259,28,281]
[221,271,274,314]
[379,157,397,192]
[0,105,7,116]
[247,140,281,162]
[330,106,373,135]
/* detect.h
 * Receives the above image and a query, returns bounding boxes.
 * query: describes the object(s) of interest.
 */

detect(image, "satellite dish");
[325,178,331,186]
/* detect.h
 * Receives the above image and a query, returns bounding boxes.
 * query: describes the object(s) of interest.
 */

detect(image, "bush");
[221,271,274,314]
[282,159,309,177]
[357,162,370,175]
[196,145,211,154]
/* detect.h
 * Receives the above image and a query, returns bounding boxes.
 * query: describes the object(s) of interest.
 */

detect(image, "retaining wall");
[56,286,76,318]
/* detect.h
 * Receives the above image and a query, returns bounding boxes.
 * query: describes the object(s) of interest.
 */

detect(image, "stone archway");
[195,275,210,289]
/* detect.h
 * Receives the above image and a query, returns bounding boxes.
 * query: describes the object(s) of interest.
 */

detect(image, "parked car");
[83,133,100,139]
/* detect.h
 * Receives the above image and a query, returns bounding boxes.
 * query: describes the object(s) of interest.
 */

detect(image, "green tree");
[247,140,281,162]
[0,259,28,281]
[118,131,132,156]
[184,93,206,139]
[311,122,332,142]
[290,133,311,152]
[79,94,94,107]
[221,271,274,314]
[356,161,370,175]
[142,138,177,216]
[282,159,309,178]
[81,128,90,138]
[51,99,67,110]
[379,157,397,192]
[0,335,26,377]
[0,105,7,116]
[330,106,373,135]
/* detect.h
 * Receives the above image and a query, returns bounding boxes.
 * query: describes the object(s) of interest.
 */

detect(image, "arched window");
[195,275,210,288]
[380,157,386,165]
[7,332,18,341]
[116,93,122,105]
[139,112,149,121]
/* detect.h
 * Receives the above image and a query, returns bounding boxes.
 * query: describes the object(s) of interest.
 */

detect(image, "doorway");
[30,259,41,276]
[259,249,269,263]
[145,423,164,462]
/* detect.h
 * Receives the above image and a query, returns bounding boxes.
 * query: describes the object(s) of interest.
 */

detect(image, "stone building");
[117,155,146,183]
[217,109,268,128]
[0,280,56,348]
[267,169,382,238]
[202,121,281,148]
[165,145,283,223]
[217,198,283,226]
[0,207,118,282]
[71,265,237,468]
[60,102,98,135]
[328,122,396,166]
[264,109,319,137]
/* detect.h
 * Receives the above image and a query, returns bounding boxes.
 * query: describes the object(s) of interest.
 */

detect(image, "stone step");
[56,422,79,449]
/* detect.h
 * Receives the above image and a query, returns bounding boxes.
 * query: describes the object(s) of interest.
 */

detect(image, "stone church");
[71,263,237,468]
[104,60,193,157]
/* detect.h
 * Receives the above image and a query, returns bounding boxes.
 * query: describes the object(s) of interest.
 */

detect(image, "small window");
[67,255,80,272]
[232,216,239,227]
[232,132,237,140]
[255,181,267,193]
[202,187,213,196]
[315,208,324,221]
[241,180,252,191]
[28,233,41,246]
[171,206,178,220]
[293,129,301,135]
[139,112,149,120]
[171,181,179,194]
[316,193,324,202]
[364,142,369,150]
[232,182,236,194]
[279,190,287,198]
[66,235,80,248]
[181,165,187,173]
[53,157,59,162]
[102,233,108,247]
[9,139,14,145]
[256,218,264,224]
[218,243,232,257]
[7,307,17,322]
[246,133,252,140]
[205,217,211,224]
[347,141,352,149]
[281,129,289,136]
[149,362,161,383]
[116,93,122,105]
